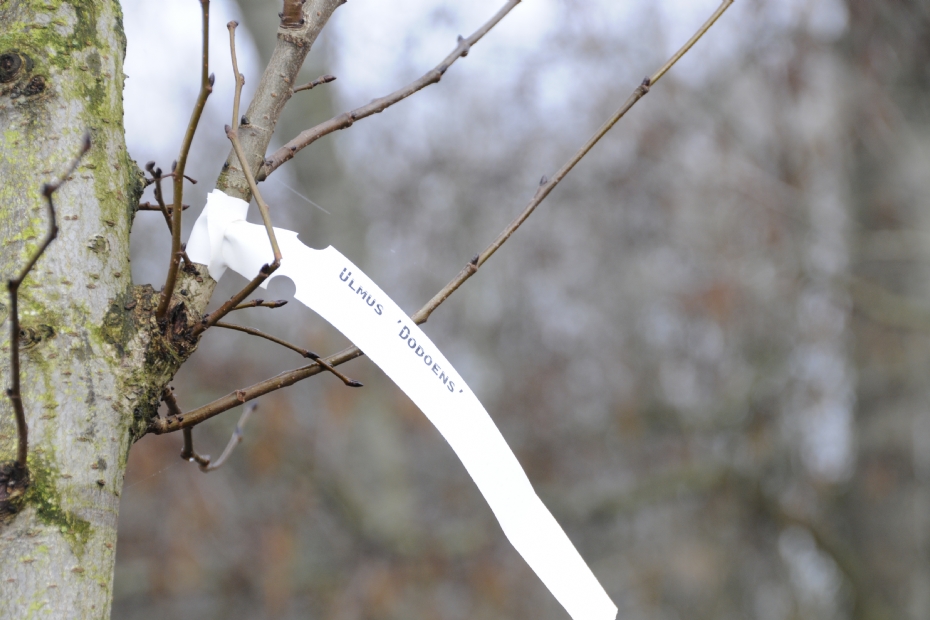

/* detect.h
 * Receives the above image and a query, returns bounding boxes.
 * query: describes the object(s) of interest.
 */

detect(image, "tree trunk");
[0,1,141,616]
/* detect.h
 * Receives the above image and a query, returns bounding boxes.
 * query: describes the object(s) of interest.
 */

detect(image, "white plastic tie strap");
[187,190,617,620]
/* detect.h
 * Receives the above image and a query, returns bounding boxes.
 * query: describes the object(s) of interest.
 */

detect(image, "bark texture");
[0,0,341,616]
[0,1,140,617]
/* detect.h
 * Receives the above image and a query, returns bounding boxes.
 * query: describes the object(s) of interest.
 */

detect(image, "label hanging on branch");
[187,190,617,620]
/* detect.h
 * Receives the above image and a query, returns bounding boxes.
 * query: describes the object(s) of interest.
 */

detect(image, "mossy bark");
[0,1,185,617]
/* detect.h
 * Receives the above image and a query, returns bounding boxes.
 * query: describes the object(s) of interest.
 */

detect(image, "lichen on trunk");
[0,1,147,616]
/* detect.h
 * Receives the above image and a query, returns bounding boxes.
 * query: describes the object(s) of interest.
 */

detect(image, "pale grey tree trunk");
[0,0,343,616]
[0,1,148,617]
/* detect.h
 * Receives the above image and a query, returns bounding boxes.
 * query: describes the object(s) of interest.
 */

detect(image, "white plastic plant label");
[187,190,617,620]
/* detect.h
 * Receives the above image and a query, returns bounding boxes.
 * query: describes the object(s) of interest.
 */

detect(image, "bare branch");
[414,0,734,324]
[145,160,172,232]
[149,0,735,435]
[228,21,245,131]
[180,428,212,468]
[156,0,214,320]
[232,299,288,311]
[137,202,189,213]
[192,261,280,337]
[258,0,522,181]
[214,321,363,387]
[215,0,345,200]
[7,133,91,467]
[191,405,257,472]
[293,74,336,93]
[226,21,282,262]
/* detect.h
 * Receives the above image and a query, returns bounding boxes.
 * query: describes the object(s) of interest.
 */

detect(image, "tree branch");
[156,0,214,320]
[232,299,288,311]
[6,133,91,468]
[225,20,282,262]
[186,405,257,472]
[192,261,280,337]
[149,0,735,435]
[215,0,345,200]
[137,202,189,213]
[213,321,362,387]
[293,73,336,93]
[259,0,522,181]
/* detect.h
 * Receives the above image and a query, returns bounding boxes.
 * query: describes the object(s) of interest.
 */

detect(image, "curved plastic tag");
[187,190,617,620]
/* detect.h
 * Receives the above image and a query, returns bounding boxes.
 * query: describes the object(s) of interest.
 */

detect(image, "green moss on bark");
[23,454,92,555]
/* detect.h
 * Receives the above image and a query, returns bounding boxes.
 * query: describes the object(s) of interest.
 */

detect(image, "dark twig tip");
[470,254,479,266]
[208,73,216,87]
[348,380,363,388]
[539,174,549,186]
[228,20,239,29]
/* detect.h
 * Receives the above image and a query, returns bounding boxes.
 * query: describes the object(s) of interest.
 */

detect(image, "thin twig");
[258,0,522,181]
[232,299,288,311]
[143,162,194,265]
[143,170,197,187]
[214,321,362,387]
[293,74,336,93]
[164,388,212,466]
[156,0,213,320]
[196,404,258,472]
[145,161,172,231]
[415,0,735,325]
[226,21,282,262]
[228,21,244,131]
[7,133,91,467]
[192,261,280,337]
[137,202,189,213]
[181,428,212,468]
[149,0,734,434]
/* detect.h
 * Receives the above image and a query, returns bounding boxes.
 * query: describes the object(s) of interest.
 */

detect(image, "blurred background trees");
[112,0,930,618]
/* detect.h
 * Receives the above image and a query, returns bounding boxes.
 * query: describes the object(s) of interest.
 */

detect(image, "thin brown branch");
[649,0,733,85]
[137,202,189,213]
[181,428,212,468]
[293,74,336,93]
[258,0,522,181]
[232,299,288,311]
[156,0,214,320]
[213,0,343,201]
[150,344,361,433]
[142,164,194,266]
[227,126,282,262]
[228,21,244,131]
[148,0,734,435]
[192,261,280,337]
[214,321,363,387]
[415,0,734,325]
[145,161,173,231]
[165,388,212,466]
[161,386,182,417]
[7,133,91,467]
[226,21,282,262]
